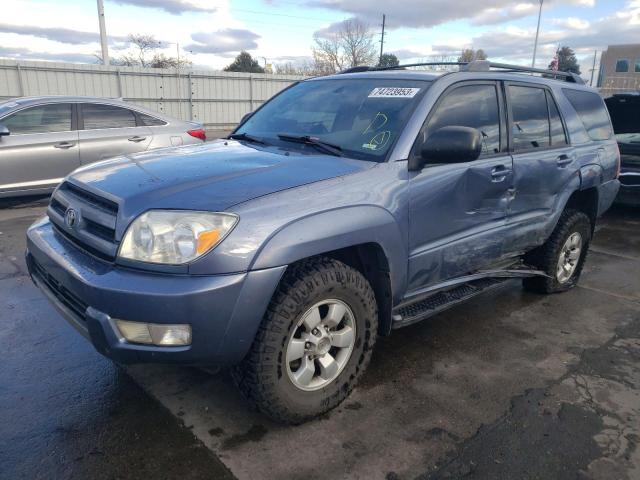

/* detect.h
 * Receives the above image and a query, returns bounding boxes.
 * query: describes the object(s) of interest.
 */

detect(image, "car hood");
[68,140,374,220]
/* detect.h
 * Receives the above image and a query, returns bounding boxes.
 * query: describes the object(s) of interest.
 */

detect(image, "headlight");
[118,210,238,264]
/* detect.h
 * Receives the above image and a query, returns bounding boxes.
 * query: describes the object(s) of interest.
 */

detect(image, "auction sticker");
[368,87,420,98]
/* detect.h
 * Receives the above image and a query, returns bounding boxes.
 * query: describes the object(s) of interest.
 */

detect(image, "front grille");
[31,257,88,321]
[47,182,119,261]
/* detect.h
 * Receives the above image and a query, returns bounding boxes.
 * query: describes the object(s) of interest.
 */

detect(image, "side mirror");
[0,124,9,137]
[239,112,253,124]
[409,126,482,171]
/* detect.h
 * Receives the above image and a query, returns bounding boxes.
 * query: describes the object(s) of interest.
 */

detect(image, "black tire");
[232,257,378,424]
[523,209,592,294]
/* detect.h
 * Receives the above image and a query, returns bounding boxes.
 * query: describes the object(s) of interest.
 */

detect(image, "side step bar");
[392,268,547,329]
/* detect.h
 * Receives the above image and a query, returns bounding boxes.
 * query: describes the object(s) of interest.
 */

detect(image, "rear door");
[407,81,513,290]
[0,103,79,193]
[78,103,153,165]
[505,83,574,252]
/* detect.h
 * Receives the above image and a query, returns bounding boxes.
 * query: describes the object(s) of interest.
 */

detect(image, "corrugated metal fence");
[0,59,304,131]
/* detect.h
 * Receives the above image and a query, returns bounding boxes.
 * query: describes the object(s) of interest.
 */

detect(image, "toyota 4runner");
[26,61,620,423]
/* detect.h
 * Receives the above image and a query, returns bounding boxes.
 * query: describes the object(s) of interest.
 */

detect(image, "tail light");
[187,128,206,141]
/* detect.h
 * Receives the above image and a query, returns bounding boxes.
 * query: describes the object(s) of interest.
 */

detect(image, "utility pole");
[97,0,110,65]
[531,0,543,68]
[589,49,597,86]
[379,14,386,66]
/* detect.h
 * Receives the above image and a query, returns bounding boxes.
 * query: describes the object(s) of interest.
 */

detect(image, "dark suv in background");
[605,93,640,206]
[26,61,619,423]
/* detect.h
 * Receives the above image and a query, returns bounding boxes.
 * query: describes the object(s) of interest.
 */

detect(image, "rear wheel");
[523,209,592,293]
[233,257,378,424]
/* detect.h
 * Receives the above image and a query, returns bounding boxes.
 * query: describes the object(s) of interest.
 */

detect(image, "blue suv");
[26,61,620,423]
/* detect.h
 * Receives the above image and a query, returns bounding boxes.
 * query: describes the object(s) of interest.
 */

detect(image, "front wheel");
[233,257,378,424]
[523,209,592,293]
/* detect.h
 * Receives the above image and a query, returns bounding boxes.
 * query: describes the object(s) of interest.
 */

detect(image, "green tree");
[548,46,581,75]
[224,51,265,73]
[457,48,487,62]
[378,53,399,68]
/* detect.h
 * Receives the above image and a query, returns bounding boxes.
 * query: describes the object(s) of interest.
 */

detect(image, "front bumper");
[26,218,286,366]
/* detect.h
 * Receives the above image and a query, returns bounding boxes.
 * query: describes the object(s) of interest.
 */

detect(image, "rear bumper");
[26,218,286,366]
[615,169,640,206]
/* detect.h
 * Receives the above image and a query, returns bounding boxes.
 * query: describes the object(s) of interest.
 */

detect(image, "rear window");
[82,103,136,129]
[562,89,612,141]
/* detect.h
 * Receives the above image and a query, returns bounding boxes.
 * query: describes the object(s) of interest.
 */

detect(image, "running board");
[392,268,548,329]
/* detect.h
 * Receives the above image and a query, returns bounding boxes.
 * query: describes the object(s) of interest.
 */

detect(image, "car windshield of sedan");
[235,78,431,161]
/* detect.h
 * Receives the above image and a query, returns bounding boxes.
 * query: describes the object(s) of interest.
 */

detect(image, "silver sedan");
[0,96,206,198]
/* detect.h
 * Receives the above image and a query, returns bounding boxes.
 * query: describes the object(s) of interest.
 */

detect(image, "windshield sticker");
[362,130,391,151]
[368,87,420,98]
[362,112,388,134]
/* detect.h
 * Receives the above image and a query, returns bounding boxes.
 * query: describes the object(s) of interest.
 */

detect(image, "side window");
[2,104,72,135]
[509,85,550,151]
[82,104,137,130]
[615,59,629,73]
[138,112,167,126]
[426,84,501,156]
[546,91,568,146]
[562,89,612,141]
[635,59,640,73]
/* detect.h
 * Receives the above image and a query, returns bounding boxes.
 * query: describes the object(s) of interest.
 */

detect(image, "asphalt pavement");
[1,197,639,480]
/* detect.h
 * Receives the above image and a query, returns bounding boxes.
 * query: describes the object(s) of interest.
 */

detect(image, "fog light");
[115,320,192,346]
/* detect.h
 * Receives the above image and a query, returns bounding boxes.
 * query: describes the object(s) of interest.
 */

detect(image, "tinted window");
[563,89,612,141]
[636,60,640,73]
[615,59,629,73]
[3,103,72,134]
[426,84,501,156]
[547,91,567,146]
[237,79,430,162]
[138,112,167,126]
[83,104,136,129]
[509,86,550,150]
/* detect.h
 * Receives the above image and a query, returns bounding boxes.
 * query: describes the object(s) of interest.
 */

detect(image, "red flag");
[550,48,559,71]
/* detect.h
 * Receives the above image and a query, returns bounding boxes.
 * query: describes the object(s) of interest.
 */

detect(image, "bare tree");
[128,34,162,67]
[311,18,377,74]
[312,33,344,73]
[341,19,377,68]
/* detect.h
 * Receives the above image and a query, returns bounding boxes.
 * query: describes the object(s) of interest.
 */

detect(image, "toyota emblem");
[65,208,79,228]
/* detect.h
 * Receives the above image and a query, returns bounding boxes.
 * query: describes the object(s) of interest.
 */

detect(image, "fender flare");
[250,205,407,299]
[578,163,604,190]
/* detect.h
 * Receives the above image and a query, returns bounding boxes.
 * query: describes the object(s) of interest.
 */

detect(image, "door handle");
[556,154,572,166]
[54,141,75,149]
[491,165,512,181]
[128,136,146,142]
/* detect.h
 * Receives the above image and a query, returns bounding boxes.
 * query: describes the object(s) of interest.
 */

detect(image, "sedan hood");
[69,140,373,220]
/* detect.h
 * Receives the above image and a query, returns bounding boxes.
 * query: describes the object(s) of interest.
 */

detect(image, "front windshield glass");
[236,78,430,161]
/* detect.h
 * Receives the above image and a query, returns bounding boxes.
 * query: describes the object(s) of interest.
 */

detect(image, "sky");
[0,0,639,79]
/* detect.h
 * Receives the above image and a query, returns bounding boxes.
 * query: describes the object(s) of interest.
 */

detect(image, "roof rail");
[338,60,585,84]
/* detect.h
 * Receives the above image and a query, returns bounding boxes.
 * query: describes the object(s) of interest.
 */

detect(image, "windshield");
[0,100,20,120]
[236,78,430,161]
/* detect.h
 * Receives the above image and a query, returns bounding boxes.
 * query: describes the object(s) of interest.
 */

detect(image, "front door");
[407,81,513,291]
[78,103,153,165]
[0,103,79,194]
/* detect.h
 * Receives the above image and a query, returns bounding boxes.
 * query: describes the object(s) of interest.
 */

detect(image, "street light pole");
[97,0,110,65]
[531,0,543,68]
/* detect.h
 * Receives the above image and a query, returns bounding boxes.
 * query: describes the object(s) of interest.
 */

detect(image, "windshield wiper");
[227,132,268,145]
[277,134,343,157]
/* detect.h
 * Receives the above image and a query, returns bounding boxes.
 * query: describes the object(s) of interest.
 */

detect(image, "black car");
[605,93,640,206]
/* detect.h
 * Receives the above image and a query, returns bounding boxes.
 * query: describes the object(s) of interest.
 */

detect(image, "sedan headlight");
[118,210,238,265]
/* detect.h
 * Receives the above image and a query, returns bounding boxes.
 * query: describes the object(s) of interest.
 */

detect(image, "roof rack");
[339,60,585,84]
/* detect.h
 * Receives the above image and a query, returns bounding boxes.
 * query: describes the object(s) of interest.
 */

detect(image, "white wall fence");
[0,59,304,130]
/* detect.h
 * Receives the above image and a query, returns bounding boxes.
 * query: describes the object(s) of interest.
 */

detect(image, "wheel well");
[565,187,598,233]
[289,244,393,336]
